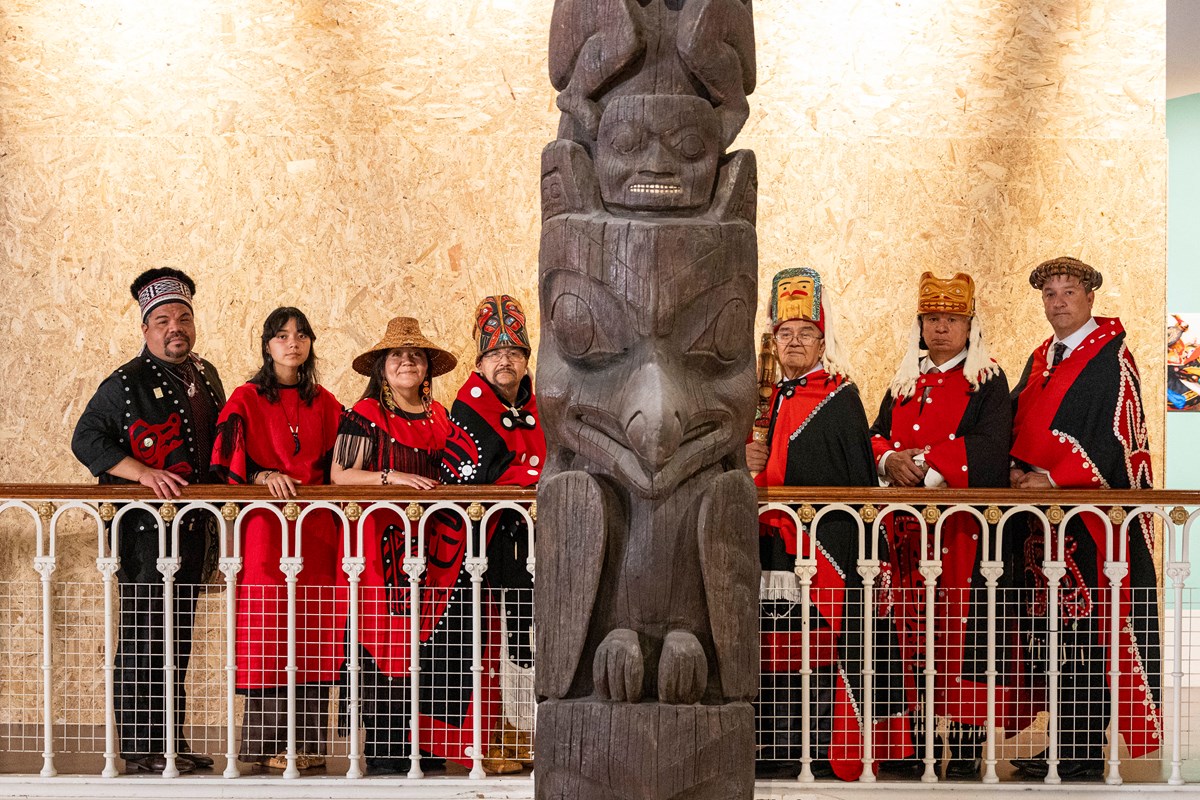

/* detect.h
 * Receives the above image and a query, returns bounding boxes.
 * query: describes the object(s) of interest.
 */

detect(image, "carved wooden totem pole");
[536,2,759,798]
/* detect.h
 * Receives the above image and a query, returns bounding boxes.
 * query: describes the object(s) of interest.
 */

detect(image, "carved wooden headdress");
[769,267,823,332]
[917,271,975,316]
[474,294,531,356]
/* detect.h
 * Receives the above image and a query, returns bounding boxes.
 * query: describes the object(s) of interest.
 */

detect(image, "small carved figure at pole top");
[536,2,758,798]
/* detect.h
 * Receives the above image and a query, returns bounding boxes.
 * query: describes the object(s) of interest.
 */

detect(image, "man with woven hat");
[442,295,545,774]
[72,267,225,774]
[746,267,910,780]
[868,271,1017,778]
[1008,256,1160,780]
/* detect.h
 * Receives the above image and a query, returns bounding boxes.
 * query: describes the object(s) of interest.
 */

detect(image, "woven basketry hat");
[1029,256,1103,291]
[352,316,458,377]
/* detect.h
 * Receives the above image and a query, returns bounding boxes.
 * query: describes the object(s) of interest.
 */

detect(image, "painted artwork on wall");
[1168,313,1200,411]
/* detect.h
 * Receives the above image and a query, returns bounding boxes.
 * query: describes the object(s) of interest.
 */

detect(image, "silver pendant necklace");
[163,361,198,397]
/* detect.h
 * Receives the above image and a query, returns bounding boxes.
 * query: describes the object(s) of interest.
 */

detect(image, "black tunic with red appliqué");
[71,348,225,758]
[754,369,912,780]
[1010,317,1160,760]
[869,362,1030,733]
[442,372,545,705]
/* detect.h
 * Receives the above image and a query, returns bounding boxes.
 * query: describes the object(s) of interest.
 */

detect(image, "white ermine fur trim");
[963,314,1000,389]
[888,316,1000,399]
[820,292,853,379]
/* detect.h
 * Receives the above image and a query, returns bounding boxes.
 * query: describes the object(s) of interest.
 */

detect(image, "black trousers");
[755,666,835,764]
[114,510,209,758]
[359,654,414,761]
[1016,518,1112,763]
[1049,618,1109,760]
[238,685,331,761]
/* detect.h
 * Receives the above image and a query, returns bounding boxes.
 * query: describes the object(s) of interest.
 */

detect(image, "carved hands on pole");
[594,628,645,702]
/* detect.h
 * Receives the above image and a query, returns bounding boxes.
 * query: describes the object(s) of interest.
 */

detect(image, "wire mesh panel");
[491,585,535,767]
[51,580,108,755]
[211,580,343,770]
[751,503,1193,785]
[0,580,44,754]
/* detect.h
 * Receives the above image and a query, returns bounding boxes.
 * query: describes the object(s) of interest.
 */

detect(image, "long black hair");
[250,306,321,404]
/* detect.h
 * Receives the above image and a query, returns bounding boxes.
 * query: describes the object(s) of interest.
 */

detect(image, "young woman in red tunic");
[210,307,345,771]
[332,317,501,775]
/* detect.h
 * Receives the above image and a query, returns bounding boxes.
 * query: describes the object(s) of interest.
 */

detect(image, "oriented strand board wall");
[0,0,1166,487]
[0,0,1168,732]
[0,0,1167,484]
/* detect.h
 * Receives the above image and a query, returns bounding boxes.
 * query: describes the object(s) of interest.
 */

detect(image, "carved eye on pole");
[685,297,750,373]
[547,278,632,367]
[675,132,706,160]
[608,124,644,155]
[551,292,596,357]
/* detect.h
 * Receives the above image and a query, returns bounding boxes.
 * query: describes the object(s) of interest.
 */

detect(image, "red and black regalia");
[335,397,499,770]
[1010,316,1161,762]
[870,357,1025,764]
[755,367,912,781]
[442,370,546,747]
[210,381,345,761]
[72,348,225,761]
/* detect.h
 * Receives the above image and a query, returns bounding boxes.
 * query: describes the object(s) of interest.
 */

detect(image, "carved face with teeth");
[596,95,721,212]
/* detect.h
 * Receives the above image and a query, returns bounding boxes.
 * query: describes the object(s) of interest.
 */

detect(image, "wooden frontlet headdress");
[917,271,975,316]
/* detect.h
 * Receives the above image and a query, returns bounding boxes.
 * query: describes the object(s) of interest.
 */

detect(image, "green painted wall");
[1167,93,1200,493]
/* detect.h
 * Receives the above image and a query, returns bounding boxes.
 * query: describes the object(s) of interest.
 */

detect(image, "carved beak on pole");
[623,359,684,473]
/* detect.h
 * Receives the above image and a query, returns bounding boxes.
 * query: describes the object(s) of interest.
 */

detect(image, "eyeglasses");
[481,347,528,363]
[774,331,823,345]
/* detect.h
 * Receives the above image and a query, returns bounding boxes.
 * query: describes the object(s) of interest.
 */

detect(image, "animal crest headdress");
[474,294,531,356]
[768,267,851,378]
[889,271,999,398]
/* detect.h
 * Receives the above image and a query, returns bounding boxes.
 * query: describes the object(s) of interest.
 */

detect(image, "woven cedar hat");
[917,271,975,316]
[1029,256,1103,291]
[352,317,458,377]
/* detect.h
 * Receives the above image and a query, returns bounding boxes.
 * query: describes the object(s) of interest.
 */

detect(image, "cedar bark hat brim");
[352,316,458,377]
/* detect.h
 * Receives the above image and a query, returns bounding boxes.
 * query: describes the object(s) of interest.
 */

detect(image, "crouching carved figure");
[536,3,759,798]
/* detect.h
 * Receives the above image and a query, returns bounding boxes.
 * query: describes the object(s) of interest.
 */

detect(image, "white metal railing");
[0,484,1197,791]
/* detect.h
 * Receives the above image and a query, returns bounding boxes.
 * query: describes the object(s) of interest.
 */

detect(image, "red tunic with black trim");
[335,397,500,768]
[868,362,1028,730]
[1010,317,1160,757]
[211,383,346,690]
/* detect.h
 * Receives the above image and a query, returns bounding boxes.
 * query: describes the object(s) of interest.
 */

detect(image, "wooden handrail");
[1,483,1198,506]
